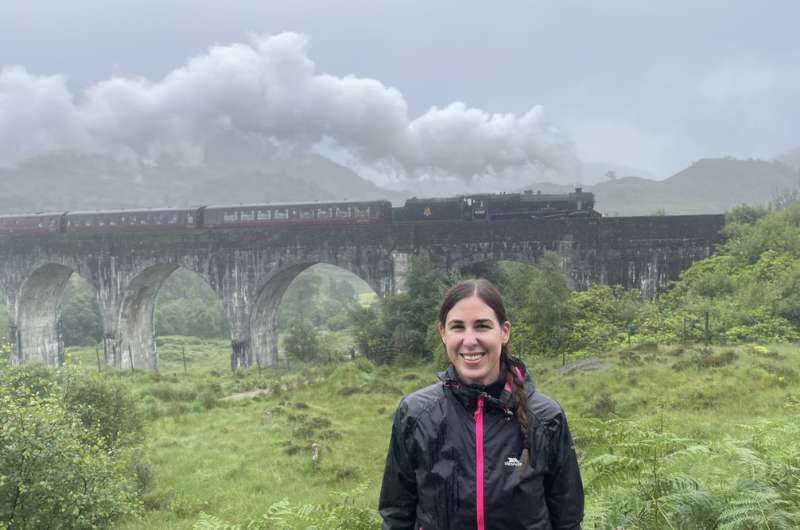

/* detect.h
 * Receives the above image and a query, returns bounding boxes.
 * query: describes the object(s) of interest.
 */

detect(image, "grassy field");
[64,339,800,528]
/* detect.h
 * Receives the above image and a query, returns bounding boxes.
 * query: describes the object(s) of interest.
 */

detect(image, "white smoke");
[0,32,577,181]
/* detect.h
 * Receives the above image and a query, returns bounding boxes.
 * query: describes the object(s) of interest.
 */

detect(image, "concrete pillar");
[249,263,311,367]
[13,264,73,366]
[391,250,413,295]
[115,263,177,370]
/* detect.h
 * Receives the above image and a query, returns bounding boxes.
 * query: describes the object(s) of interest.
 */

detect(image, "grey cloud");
[0,32,576,180]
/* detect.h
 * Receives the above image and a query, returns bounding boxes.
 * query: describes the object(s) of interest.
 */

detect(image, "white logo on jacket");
[504,457,522,467]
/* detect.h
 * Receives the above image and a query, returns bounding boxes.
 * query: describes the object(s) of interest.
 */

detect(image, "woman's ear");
[438,322,445,342]
[501,321,511,345]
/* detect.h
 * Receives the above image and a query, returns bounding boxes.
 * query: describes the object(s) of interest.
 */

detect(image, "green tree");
[61,276,103,346]
[515,252,574,356]
[0,385,140,529]
[283,321,321,362]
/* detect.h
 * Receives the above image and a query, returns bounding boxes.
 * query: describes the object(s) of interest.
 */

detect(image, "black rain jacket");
[379,363,583,530]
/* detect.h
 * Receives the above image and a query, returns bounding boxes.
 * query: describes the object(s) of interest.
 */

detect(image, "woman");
[379,279,584,530]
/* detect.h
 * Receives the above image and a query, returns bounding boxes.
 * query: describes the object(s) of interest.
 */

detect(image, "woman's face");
[439,295,511,386]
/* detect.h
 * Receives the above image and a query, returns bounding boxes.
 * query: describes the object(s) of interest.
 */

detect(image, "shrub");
[0,387,140,529]
[62,370,144,448]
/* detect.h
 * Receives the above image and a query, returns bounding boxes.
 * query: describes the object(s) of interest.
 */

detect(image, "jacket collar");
[438,359,535,414]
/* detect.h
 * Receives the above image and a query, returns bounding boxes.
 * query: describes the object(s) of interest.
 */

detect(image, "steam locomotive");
[394,188,597,222]
[0,188,597,236]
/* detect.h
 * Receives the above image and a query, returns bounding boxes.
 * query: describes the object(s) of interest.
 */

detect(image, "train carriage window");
[300,208,314,220]
[274,209,288,220]
[256,209,271,221]
[335,207,351,218]
[354,206,368,217]
[223,212,238,223]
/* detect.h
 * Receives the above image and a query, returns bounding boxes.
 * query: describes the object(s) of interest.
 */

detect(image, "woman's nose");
[463,329,478,345]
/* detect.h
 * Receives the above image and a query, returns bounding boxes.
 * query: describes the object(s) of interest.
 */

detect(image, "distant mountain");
[522,158,800,216]
[0,153,406,214]
[776,146,800,169]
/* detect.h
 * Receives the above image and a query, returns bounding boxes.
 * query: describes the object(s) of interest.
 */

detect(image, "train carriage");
[201,200,392,228]
[0,213,65,235]
[64,208,197,232]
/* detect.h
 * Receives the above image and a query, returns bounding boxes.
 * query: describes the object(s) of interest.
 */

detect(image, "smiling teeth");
[461,353,485,361]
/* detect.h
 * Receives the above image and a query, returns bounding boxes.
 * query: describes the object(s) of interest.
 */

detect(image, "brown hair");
[438,279,530,471]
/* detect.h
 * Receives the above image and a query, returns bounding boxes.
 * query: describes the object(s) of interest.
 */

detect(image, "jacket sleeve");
[379,401,418,530]
[544,412,584,530]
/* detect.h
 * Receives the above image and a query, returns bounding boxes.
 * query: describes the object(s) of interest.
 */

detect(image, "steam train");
[0,188,597,236]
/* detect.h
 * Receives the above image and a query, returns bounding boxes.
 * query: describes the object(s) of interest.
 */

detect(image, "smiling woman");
[379,278,584,530]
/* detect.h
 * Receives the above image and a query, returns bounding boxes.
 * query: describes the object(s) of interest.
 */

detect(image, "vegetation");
[6,190,800,528]
[0,356,145,529]
[0,153,404,215]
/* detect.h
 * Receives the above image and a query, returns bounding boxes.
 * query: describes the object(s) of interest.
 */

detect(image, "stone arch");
[116,263,179,370]
[452,249,592,291]
[115,262,227,370]
[14,263,87,366]
[249,264,312,368]
[249,261,379,367]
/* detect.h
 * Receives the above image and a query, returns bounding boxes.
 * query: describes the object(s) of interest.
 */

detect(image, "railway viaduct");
[0,214,725,370]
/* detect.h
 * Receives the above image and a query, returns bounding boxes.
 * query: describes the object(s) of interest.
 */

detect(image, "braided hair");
[438,279,531,473]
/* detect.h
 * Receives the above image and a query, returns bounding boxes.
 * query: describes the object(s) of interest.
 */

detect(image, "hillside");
[0,153,406,214]
[524,158,800,215]
[777,146,800,169]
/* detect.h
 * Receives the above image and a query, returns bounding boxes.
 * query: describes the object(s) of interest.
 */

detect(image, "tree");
[0,382,140,529]
[527,253,573,355]
[60,277,103,346]
[283,321,321,362]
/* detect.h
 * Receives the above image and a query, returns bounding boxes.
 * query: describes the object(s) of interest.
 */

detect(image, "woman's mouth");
[460,352,486,363]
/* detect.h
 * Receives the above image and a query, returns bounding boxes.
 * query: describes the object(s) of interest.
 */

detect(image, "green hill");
[525,158,800,216]
[0,153,406,214]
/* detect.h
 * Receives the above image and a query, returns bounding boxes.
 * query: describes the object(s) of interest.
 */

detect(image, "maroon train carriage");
[64,208,197,233]
[201,200,392,229]
[0,212,66,235]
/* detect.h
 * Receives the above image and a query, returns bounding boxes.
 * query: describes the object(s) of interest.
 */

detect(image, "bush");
[62,370,144,448]
[0,387,140,529]
[283,321,321,362]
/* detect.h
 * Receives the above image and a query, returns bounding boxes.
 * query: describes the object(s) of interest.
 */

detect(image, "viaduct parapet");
[0,214,725,370]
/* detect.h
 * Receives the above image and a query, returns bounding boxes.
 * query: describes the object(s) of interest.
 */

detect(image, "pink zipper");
[474,395,486,530]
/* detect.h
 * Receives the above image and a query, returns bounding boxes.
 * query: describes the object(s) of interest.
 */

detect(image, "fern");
[192,512,245,530]
[717,488,800,530]
[193,484,380,530]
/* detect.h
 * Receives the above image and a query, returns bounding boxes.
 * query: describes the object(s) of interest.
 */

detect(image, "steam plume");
[0,32,576,180]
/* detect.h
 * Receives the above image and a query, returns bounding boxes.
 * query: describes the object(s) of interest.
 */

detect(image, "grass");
[62,339,800,528]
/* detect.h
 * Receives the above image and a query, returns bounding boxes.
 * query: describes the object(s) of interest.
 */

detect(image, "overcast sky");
[1,0,797,186]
